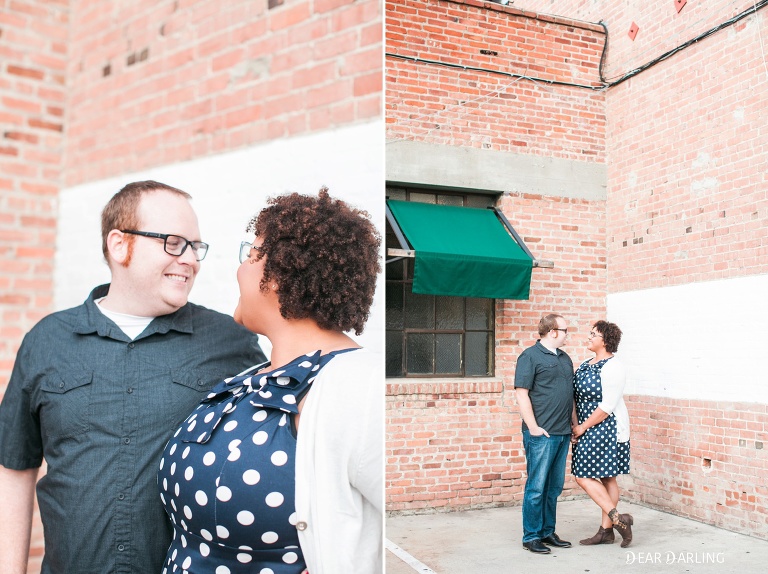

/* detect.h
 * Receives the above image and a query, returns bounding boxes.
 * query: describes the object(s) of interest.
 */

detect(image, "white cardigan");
[294,348,384,574]
[597,357,630,443]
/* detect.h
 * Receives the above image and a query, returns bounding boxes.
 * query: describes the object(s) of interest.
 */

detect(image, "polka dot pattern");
[158,350,347,573]
[572,358,631,478]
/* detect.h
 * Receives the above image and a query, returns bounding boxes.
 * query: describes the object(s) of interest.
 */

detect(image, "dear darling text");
[626,551,725,565]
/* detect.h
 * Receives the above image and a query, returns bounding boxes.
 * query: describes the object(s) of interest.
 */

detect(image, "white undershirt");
[95,297,155,340]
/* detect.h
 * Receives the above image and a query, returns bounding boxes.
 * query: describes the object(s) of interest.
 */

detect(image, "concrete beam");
[386,140,606,201]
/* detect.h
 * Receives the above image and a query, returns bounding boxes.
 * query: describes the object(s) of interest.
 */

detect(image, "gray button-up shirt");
[513,340,574,435]
[0,285,265,574]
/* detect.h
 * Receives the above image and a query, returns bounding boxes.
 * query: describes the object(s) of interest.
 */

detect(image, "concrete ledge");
[386,140,606,201]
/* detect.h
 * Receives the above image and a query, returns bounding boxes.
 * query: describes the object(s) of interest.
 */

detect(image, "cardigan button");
[296,521,308,531]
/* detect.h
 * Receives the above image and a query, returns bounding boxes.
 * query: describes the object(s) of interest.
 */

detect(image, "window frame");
[385,186,497,378]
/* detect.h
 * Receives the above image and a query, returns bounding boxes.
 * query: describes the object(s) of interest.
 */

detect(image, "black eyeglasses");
[121,230,209,261]
[553,328,568,334]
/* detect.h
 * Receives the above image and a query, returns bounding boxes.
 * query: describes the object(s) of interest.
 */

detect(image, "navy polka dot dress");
[157,349,347,573]
[572,358,630,479]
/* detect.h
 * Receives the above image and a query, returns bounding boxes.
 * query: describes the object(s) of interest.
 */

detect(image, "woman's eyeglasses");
[239,241,263,264]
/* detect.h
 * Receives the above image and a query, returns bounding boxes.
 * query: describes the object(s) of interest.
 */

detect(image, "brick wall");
[605,0,768,538]
[0,2,68,569]
[387,380,533,511]
[386,0,606,160]
[64,0,381,186]
[0,0,66,396]
[605,2,768,293]
[626,396,768,539]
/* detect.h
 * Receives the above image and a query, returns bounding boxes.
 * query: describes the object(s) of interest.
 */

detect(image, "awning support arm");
[385,202,415,264]
[490,207,554,269]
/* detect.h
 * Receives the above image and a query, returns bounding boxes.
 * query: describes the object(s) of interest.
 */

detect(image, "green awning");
[387,200,533,299]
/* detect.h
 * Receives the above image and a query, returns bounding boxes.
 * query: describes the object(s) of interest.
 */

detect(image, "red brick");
[269,2,312,32]
[27,119,63,132]
[353,70,381,97]
[1,96,42,114]
[7,65,45,80]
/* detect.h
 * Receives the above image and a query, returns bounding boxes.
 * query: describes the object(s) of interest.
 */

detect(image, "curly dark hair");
[246,187,381,335]
[593,320,622,353]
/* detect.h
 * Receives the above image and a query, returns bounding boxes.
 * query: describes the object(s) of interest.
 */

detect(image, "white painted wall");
[608,273,768,403]
[55,121,385,359]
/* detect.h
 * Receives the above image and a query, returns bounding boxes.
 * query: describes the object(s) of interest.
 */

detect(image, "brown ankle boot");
[579,526,615,545]
[613,514,634,548]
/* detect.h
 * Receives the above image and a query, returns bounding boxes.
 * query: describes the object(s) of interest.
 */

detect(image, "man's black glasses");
[121,230,209,261]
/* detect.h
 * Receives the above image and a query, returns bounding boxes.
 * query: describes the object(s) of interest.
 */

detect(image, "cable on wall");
[389,1,768,92]
[387,2,768,137]
[602,0,768,87]
[385,53,605,91]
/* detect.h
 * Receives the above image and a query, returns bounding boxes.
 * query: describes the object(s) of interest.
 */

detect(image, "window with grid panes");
[386,186,497,377]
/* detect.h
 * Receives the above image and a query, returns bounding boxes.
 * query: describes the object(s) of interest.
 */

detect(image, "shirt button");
[59,382,65,389]
[128,343,135,349]
[296,521,308,531]
[117,544,125,551]
[127,387,133,394]
[123,437,131,444]
[118,493,125,500]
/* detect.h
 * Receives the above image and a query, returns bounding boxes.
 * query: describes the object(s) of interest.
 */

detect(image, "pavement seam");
[385,538,438,573]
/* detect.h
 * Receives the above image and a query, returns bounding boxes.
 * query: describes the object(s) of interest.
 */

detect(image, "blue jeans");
[522,430,570,542]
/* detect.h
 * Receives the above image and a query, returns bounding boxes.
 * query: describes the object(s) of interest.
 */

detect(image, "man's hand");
[528,426,550,437]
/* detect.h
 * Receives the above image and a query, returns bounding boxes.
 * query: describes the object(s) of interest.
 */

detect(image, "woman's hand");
[571,423,586,439]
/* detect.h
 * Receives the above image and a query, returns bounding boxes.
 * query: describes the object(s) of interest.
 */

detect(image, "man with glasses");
[514,313,574,554]
[0,181,265,573]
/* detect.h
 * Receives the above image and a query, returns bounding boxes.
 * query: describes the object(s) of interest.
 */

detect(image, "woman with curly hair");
[157,188,382,574]
[571,320,634,548]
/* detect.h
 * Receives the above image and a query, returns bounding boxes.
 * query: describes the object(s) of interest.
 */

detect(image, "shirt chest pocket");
[161,371,223,431]
[40,372,93,440]
[537,363,558,374]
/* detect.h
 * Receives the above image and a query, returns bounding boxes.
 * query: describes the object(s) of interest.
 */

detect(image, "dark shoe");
[614,514,634,548]
[579,526,615,545]
[541,533,572,548]
[522,539,551,554]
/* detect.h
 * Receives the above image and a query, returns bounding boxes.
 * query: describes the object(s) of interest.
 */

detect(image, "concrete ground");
[386,498,766,574]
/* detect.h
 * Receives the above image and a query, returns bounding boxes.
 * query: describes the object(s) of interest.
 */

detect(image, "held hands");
[529,426,550,437]
[571,422,585,443]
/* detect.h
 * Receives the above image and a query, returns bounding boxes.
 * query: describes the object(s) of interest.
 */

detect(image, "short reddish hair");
[101,180,190,266]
